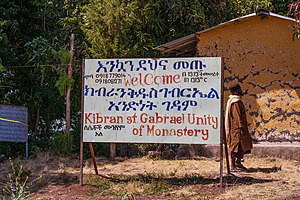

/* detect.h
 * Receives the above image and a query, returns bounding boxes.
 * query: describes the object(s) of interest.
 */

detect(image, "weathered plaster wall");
[197,15,300,142]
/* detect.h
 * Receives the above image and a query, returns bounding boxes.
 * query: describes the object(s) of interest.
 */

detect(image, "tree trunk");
[110,143,116,159]
[34,69,45,135]
[119,143,128,157]
[66,33,74,133]
[34,108,40,135]
[176,144,197,159]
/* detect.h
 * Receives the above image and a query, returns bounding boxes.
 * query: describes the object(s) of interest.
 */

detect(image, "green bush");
[51,132,74,155]
[3,158,31,200]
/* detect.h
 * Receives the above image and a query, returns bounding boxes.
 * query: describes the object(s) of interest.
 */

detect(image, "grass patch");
[85,172,173,196]
[1,155,299,200]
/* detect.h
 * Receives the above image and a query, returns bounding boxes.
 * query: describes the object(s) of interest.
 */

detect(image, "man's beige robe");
[226,100,253,154]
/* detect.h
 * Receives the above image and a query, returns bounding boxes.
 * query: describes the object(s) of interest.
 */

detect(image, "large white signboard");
[83,57,222,144]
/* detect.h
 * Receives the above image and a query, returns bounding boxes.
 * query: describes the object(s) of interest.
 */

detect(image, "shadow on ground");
[245,166,282,173]
[29,171,79,193]
[95,172,275,187]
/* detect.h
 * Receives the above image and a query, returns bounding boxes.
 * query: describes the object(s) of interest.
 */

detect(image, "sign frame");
[83,57,222,144]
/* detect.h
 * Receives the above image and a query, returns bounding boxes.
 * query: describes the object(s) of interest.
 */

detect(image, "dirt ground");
[1,153,300,200]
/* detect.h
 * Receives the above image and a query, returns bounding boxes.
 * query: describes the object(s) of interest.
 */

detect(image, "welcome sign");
[83,57,222,144]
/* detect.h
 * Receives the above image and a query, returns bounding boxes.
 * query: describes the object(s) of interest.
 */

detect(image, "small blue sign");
[0,105,28,142]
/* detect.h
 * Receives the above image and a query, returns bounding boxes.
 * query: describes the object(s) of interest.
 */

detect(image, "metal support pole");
[80,58,84,186]
[26,142,28,160]
[220,58,225,187]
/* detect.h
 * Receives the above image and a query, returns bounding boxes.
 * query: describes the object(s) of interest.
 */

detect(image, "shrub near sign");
[83,57,222,144]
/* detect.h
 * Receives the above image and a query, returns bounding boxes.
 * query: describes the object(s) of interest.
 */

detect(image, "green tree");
[80,0,209,58]
[80,0,288,59]
[0,0,76,154]
[289,0,300,40]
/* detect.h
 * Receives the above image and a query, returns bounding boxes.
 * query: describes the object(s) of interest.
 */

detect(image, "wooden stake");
[89,143,99,175]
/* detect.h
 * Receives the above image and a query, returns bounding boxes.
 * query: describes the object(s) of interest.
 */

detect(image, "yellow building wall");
[197,15,300,142]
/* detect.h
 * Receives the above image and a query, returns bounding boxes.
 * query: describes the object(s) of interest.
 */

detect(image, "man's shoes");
[231,167,238,172]
[236,161,247,170]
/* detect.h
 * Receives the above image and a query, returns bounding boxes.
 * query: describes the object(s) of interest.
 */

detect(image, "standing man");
[225,83,253,171]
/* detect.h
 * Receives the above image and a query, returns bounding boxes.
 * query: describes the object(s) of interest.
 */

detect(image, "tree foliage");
[79,0,291,59]
[81,0,208,58]
[289,0,300,40]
